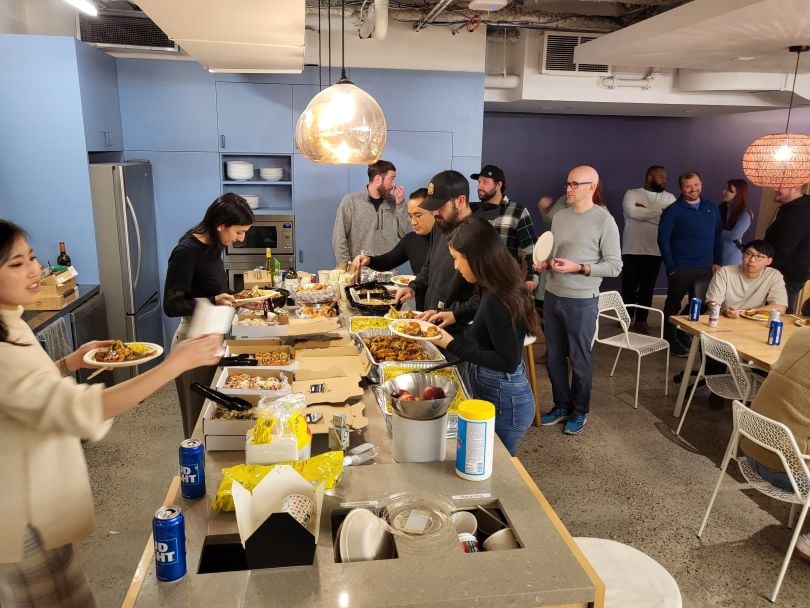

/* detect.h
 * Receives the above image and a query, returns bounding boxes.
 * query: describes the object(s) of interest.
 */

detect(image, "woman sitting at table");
[0,220,223,607]
[740,326,810,560]
[434,217,539,456]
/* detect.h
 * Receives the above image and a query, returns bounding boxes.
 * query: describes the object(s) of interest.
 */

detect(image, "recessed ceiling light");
[733,56,757,61]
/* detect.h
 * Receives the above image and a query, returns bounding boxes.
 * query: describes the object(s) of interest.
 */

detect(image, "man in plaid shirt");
[471,165,539,291]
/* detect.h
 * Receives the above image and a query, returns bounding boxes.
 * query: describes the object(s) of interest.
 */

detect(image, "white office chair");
[698,401,810,603]
[594,291,670,409]
[675,332,762,436]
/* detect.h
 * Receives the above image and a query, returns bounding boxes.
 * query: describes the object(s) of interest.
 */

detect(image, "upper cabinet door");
[216,82,293,153]
[75,41,123,152]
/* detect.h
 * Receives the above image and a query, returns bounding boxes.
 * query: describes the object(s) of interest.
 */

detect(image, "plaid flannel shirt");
[486,197,538,281]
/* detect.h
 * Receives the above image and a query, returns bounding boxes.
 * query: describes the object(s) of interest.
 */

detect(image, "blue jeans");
[468,362,535,457]
[745,457,805,492]
[544,292,598,417]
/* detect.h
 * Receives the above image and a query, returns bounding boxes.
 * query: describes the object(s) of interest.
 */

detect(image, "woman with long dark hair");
[719,179,753,265]
[0,220,222,606]
[164,193,254,436]
[434,217,540,455]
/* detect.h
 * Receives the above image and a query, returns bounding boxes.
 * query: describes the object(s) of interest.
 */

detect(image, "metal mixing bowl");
[381,373,457,420]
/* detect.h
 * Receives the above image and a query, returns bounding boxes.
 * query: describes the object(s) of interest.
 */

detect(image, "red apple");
[421,386,446,400]
[399,393,416,401]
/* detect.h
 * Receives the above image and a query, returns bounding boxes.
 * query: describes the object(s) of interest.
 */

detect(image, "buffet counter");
[124,345,604,608]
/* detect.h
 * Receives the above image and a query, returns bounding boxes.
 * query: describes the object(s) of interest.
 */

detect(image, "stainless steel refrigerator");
[89,161,163,378]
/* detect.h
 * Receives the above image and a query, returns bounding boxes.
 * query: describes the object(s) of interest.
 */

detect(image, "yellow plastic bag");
[212,450,344,512]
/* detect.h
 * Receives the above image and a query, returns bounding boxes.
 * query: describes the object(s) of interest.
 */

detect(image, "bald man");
[535,166,622,435]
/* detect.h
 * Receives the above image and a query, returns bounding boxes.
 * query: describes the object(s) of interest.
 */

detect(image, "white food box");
[216,367,292,397]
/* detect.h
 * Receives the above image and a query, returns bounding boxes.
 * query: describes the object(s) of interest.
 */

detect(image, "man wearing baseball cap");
[471,165,539,293]
[395,170,478,328]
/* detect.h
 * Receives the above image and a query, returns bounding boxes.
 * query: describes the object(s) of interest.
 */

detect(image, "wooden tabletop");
[671,314,801,369]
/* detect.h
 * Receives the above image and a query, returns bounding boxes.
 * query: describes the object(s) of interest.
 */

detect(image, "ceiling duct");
[542,32,609,75]
[77,8,178,53]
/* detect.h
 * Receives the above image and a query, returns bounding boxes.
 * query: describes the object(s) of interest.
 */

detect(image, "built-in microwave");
[225,213,294,257]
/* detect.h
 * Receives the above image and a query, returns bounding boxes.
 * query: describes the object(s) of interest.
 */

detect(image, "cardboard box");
[241,269,275,290]
[305,402,367,434]
[39,271,77,297]
[292,373,364,406]
[25,286,78,311]
[216,368,292,396]
[296,351,371,378]
[293,336,354,350]
[230,313,290,338]
[224,341,297,371]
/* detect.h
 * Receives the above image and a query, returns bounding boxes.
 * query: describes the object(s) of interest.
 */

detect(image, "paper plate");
[795,318,810,327]
[389,319,442,341]
[83,343,163,368]
[342,509,394,562]
[740,310,770,322]
[384,310,423,320]
[391,274,416,287]
[533,232,554,265]
[232,291,276,305]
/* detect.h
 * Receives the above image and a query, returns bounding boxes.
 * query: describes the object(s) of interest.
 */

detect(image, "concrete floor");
[77,326,810,607]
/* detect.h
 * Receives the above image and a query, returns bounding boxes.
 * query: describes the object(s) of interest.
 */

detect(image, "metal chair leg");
[634,353,641,409]
[675,365,704,436]
[771,503,810,602]
[609,348,622,376]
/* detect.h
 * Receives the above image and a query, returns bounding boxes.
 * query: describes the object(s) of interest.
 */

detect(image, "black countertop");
[23,285,101,333]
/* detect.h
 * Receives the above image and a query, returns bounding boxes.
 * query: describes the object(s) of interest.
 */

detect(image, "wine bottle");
[264,248,273,273]
[286,262,298,281]
[56,242,71,267]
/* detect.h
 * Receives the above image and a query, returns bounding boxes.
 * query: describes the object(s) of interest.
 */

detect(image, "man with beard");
[658,171,722,356]
[471,165,539,292]
[395,170,478,329]
[620,165,676,334]
[332,159,410,269]
[764,185,810,312]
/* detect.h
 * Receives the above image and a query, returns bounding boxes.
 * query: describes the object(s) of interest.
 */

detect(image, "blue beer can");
[689,297,702,321]
[153,506,186,582]
[179,439,205,500]
[768,320,783,346]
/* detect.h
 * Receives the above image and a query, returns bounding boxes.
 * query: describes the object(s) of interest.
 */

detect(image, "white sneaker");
[795,532,810,562]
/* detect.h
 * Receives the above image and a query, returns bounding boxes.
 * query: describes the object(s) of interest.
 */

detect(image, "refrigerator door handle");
[125,195,142,290]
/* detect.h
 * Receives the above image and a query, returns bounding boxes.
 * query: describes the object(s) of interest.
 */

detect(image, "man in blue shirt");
[658,171,722,356]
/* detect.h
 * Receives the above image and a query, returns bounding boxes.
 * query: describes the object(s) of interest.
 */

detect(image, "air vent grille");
[78,10,177,52]
[543,33,609,75]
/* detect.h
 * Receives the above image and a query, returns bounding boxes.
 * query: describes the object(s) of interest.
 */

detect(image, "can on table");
[153,506,186,582]
[768,320,783,346]
[689,297,702,321]
[179,439,205,500]
[708,302,720,328]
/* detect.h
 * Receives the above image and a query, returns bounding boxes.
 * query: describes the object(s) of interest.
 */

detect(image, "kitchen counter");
[23,284,100,333]
[124,377,604,607]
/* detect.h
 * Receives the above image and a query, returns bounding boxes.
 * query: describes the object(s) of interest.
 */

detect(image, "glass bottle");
[57,242,71,267]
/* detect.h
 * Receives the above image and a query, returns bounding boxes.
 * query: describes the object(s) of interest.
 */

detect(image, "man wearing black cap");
[471,165,539,292]
[395,170,478,328]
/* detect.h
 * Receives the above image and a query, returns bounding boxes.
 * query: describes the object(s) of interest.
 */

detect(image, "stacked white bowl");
[226,161,254,181]
[259,167,284,182]
[242,194,260,209]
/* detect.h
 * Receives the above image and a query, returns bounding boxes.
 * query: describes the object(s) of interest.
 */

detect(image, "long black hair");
[449,218,540,338]
[723,178,752,231]
[0,220,32,345]
[185,193,254,255]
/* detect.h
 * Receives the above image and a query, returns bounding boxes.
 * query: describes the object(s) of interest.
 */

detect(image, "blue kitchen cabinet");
[292,155,349,272]
[216,82,294,153]
[75,40,122,152]
[117,59,218,152]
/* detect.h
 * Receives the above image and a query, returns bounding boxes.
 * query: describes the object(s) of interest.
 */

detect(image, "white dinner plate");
[740,310,770,322]
[389,319,442,342]
[83,343,163,368]
[533,232,554,265]
[232,294,274,305]
[391,274,416,287]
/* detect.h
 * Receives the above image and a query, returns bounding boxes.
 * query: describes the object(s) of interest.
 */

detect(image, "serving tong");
[190,382,253,411]
[219,353,259,367]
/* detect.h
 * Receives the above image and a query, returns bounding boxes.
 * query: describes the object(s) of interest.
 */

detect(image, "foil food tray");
[354,328,445,366]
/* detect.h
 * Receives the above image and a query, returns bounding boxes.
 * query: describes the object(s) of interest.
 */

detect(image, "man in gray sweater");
[537,166,622,435]
[332,160,411,269]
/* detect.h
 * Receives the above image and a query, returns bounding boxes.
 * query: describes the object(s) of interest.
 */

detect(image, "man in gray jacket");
[332,160,410,269]
[536,166,622,435]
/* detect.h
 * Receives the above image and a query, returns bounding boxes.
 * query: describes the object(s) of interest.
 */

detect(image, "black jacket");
[764,194,810,284]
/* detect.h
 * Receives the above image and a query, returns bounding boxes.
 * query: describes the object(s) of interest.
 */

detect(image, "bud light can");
[768,320,783,346]
[179,439,205,500]
[708,302,720,328]
[153,506,186,582]
[689,297,702,321]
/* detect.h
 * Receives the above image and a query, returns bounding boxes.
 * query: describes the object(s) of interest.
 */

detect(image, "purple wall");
[482,106,810,290]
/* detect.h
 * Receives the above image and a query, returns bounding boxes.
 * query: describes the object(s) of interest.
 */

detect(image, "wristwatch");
[578,264,586,275]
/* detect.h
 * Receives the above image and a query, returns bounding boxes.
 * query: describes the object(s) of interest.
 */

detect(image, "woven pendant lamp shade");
[742,132,810,188]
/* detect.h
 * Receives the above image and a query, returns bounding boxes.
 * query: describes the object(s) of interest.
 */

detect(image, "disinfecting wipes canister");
[455,399,495,481]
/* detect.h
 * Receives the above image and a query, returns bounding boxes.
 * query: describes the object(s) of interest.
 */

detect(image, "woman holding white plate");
[0,220,223,607]
[433,218,539,456]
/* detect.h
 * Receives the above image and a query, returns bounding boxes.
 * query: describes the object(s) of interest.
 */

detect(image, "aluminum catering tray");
[354,328,445,366]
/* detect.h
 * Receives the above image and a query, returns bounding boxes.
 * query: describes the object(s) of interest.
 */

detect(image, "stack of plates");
[339,508,395,562]
[242,194,260,209]
[260,167,284,182]
[226,161,254,181]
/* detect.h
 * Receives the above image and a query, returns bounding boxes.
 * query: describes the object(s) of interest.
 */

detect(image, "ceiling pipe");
[413,0,455,32]
[372,0,388,40]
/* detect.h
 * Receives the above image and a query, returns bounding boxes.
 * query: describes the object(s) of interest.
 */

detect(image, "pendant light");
[295,0,387,164]
[742,46,810,188]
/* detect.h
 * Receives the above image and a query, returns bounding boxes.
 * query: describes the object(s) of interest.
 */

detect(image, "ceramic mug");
[458,532,479,553]
[482,527,519,551]
[281,493,315,527]
[451,511,478,536]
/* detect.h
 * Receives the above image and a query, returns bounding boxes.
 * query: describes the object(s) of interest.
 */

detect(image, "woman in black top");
[352,189,432,307]
[434,217,540,456]
[164,193,254,436]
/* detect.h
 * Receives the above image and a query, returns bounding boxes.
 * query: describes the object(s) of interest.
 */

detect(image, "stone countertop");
[23,284,100,333]
[128,381,602,607]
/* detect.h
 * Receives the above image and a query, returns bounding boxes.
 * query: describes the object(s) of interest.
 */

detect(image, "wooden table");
[670,314,800,417]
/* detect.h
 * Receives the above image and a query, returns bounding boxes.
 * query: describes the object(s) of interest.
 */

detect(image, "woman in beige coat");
[0,220,223,607]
